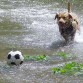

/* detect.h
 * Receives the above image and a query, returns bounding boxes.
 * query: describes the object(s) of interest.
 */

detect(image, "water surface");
[0,0,83,83]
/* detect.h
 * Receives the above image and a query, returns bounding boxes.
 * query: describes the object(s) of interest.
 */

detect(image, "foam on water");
[0,0,83,83]
[75,26,83,43]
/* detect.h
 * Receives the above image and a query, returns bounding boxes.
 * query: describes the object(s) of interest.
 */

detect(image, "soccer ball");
[7,51,24,65]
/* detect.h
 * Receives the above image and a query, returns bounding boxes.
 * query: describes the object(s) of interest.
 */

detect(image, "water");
[0,0,83,83]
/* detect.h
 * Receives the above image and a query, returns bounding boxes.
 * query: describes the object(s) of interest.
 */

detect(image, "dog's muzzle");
[58,18,66,28]
[59,21,64,25]
[58,21,66,28]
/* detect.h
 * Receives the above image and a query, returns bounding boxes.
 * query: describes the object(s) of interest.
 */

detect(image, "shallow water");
[0,0,83,83]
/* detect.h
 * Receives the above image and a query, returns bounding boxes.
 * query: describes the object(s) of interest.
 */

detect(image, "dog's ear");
[54,13,58,20]
[68,14,73,19]
[69,14,78,24]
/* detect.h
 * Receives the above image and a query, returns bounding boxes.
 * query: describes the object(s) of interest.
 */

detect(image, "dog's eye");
[63,17,66,19]
[58,17,61,20]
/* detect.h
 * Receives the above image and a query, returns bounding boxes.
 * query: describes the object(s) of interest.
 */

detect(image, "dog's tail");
[68,2,71,13]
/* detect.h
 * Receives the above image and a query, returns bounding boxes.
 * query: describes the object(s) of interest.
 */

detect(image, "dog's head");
[55,12,73,28]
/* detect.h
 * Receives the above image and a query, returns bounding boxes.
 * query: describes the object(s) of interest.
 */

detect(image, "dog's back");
[68,2,79,31]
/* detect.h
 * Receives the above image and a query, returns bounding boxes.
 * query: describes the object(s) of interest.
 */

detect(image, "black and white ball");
[7,51,24,65]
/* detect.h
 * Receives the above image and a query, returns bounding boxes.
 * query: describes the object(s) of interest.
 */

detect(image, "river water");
[0,0,83,83]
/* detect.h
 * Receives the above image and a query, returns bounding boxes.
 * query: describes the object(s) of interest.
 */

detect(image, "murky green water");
[0,0,83,83]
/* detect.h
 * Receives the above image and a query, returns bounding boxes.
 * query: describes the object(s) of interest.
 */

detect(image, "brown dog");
[55,2,80,42]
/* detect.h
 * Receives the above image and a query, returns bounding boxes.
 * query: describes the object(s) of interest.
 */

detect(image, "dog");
[55,2,80,43]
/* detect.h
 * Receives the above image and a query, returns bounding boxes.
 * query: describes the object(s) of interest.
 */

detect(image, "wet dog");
[55,2,80,43]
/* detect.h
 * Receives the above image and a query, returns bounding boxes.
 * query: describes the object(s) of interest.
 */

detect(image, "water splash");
[75,26,83,43]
